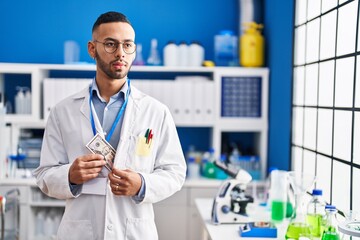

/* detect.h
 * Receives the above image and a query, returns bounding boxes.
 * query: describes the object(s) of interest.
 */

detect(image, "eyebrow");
[103,37,134,42]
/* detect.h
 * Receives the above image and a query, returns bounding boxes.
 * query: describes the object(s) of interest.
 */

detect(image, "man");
[34,11,186,240]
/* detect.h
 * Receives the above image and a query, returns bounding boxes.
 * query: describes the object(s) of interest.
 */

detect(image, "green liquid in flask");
[321,226,340,240]
[285,222,311,239]
[307,213,323,237]
[271,200,286,221]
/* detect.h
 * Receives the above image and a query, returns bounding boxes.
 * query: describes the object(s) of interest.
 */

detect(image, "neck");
[96,78,126,103]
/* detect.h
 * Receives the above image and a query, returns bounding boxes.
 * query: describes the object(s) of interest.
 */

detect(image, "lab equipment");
[269,170,288,223]
[178,41,188,66]
[147,38,161,66]
[188,41,204,67]
[307,189,327,238]
[285,171,316,240]
[187,157,200,179]
[338,210,360,239]
[321,205,340,240]
[239,221,277,238]
[163,41,178,66]
[211,159,254,224]
[214,30,238,66]
[240,22,264,67]
[133,43,145,66]
[64,40,80,64]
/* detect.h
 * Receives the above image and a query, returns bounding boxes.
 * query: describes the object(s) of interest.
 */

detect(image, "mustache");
[111,58,127,66]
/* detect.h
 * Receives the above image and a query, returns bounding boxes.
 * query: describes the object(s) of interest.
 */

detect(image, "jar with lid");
[214,30,238,66]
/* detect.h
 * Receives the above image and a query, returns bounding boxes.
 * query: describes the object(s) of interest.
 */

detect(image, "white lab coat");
[33,85,187,240]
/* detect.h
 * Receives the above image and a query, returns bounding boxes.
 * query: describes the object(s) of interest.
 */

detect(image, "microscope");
[211,160,254,224]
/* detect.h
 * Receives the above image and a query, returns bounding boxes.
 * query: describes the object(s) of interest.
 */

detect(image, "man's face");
[89,22,136,80]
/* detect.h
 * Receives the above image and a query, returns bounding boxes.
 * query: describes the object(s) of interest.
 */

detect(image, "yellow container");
[240,22,264,67]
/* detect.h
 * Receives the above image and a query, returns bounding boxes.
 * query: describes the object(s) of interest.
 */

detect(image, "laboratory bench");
[195,198,288,240]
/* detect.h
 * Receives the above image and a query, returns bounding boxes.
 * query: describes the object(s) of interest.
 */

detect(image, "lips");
[112,61,125,69]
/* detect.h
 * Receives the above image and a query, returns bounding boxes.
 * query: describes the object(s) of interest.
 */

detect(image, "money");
[86,133,116,171]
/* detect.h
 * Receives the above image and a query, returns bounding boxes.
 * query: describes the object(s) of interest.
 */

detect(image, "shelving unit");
[0,63,269,176]
[0,63,268,239]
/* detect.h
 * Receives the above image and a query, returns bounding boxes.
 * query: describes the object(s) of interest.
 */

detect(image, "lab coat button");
[105,107,108,111]
[107,225,113,231]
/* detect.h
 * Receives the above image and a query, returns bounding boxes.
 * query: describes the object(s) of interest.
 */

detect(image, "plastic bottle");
[307,189,327,238]
[201,151,216,178]
[188,41,204,67]
[229,143,240,171]
[178,41,189,66]
[24,89,31,114]
[240,22,264,67]
[321,205,340,240]
[133,43,145,66]
[214,30,238,66]
[15,86,25,114]
[187,156,200,179]
[147,38,161,66]
[163,41,178,66]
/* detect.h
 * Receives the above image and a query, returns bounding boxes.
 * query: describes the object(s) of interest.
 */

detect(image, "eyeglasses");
[93,40,136,54]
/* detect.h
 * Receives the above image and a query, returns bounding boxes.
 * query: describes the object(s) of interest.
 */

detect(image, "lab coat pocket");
[125,217,158,240]
[126,132,155,173]
[57,220,94,240]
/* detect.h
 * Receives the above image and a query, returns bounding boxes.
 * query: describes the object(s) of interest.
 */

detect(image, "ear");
[88,41,96,59]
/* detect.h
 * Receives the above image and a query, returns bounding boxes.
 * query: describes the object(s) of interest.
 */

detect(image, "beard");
[95,50,130,79]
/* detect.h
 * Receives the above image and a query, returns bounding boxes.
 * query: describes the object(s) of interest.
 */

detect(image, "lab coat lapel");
[114,87,139,168]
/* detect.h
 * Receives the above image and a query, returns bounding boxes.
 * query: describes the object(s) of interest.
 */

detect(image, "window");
[292,0,360,211]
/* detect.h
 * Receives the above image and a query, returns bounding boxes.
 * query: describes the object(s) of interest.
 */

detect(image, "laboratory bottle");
[163,41,178,66]
[178,41,189,66]
[147,38,161,66]
[15,87,25,114]
[187,156,200,179]
[321,205,340,240]
[214,30,238,66]
[188,41,204,67]
[201,151,216,179]
[215,154,228,180]
[307,189,327,238]
[133,43,145,66]
[24,89,31,114]
[240,22,264,67]
[229,143,241,170]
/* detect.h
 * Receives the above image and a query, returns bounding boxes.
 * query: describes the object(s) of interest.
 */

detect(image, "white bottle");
[15,87,25,114]
[163,41,178,66]
[188,41,204,67]
[35,210,45,237]
[178,41,189,66]
[24,89,31,114]
[187,156,200,179]
[147,38,161,66]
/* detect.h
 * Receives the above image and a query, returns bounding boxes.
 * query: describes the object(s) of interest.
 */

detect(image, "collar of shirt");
[91,78,127,104]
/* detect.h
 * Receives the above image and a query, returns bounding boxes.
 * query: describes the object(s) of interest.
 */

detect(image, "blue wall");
[0,0,294,172]
[0,0,237,63]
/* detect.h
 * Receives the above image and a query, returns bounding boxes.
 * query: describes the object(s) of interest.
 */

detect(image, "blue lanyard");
[89,78,130,142]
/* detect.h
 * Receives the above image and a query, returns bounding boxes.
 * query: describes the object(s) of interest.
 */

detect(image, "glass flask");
[322,205,340,240]
[285,171,316,240]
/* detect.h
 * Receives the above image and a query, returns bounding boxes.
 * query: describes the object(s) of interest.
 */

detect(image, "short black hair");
[92,11,132,33]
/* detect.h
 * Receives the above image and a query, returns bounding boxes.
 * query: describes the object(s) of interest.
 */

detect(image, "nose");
[114,44,125,58]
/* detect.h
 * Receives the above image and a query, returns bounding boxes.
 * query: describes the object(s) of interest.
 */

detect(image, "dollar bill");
[86,133,116,171]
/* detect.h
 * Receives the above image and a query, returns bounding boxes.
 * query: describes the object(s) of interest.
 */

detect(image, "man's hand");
[109,168,142,196]
[69,154,106,185]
